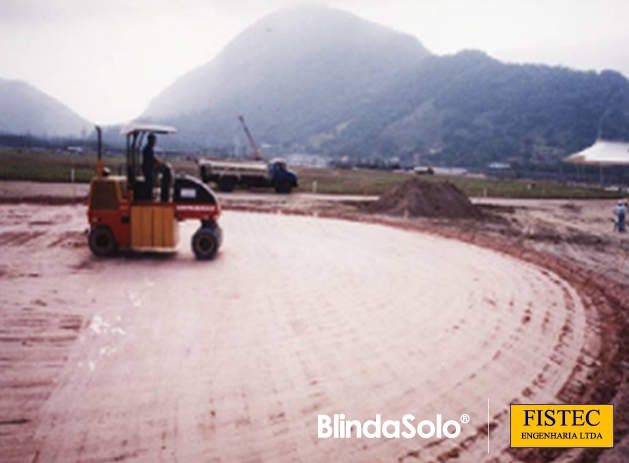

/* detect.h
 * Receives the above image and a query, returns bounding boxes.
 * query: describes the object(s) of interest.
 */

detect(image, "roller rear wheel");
[191,224,222,260]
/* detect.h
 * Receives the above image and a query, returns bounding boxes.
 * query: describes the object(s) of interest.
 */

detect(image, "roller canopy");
[121,124,177,136]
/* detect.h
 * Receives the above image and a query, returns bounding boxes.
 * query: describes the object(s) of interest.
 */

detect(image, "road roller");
[87,124,222,260]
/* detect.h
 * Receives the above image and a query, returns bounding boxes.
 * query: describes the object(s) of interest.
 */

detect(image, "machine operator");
[142,134,172,202]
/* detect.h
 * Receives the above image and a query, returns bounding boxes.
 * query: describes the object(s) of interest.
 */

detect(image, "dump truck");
[198,158,298,193]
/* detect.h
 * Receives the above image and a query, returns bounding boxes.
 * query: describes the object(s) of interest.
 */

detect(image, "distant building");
[286,153,330,168]
[488,162,511,170]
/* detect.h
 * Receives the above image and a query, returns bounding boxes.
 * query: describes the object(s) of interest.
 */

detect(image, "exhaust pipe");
[95,126,103,177]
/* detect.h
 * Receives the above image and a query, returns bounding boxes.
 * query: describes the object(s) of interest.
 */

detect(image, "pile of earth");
[368,178,481,219]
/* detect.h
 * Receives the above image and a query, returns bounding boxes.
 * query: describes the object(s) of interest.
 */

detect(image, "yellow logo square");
[510,404,613,448]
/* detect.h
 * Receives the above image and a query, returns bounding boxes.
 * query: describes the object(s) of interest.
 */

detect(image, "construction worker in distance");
[142,134,172,202]
[614,199,627,232]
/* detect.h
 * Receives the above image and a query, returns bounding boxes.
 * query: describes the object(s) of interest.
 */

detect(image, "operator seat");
[129,166,152,201]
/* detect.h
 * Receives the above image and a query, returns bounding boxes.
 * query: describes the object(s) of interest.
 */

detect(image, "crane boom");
[238,115,264,161]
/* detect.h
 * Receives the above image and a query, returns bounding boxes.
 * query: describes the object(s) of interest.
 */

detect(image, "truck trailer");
[199,158,298,193]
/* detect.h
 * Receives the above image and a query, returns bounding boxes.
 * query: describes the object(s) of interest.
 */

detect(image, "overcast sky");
[1,0,627,124]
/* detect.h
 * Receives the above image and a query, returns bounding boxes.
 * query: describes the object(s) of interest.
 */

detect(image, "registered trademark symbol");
[460,414,470,424]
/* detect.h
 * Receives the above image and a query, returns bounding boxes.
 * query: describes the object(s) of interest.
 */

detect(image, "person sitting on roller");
[142,134,172,202]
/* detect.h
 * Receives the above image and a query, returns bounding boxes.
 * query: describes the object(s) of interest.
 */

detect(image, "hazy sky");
[1,0,627,124]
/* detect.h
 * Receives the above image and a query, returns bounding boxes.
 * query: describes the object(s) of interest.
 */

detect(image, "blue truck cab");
[268,158,298,193]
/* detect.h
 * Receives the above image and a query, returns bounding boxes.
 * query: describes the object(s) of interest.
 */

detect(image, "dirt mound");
[368,178,480,219]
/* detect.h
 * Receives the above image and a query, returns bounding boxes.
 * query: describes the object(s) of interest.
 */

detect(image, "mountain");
[327,51,629,166]
[142,5,629,167]
[498,35,629,83]
[143,5,430,147]
[0,78,92,138]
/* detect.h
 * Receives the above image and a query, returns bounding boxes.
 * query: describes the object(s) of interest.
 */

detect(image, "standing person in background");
[614,200,627,232]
